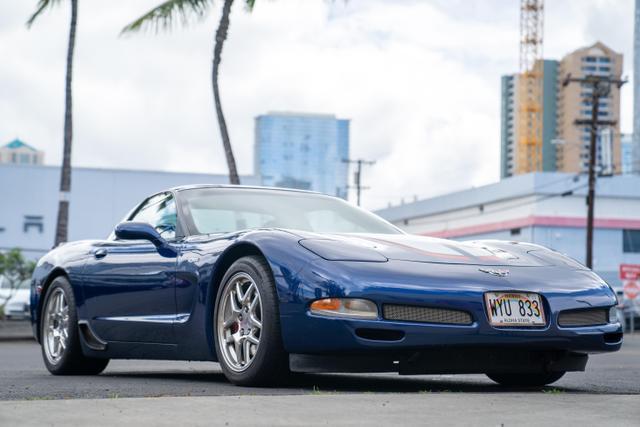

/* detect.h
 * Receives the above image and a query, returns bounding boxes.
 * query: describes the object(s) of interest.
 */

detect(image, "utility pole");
[342,158,375,206]
[563,74,626,268]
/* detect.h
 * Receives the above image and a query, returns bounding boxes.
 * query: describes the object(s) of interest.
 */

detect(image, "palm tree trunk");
[54,0,78,246]
[213,0,240,185]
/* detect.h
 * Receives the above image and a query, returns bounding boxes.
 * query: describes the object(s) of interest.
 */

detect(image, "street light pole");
[563,74,626,269]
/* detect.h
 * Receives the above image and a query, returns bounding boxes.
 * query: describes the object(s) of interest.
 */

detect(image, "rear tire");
[213,256,289,386]
[486,371,565,387]
[40,276,110,375]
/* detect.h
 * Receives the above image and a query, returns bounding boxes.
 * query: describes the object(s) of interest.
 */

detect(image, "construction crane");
[517,0,544,174]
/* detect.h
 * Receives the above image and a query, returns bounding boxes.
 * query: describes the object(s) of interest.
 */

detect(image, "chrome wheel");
[43,288,69,365]
[217,272,263,372]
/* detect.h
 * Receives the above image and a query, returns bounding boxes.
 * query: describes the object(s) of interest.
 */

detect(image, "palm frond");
[26,0,61,28]
[122,0,213,34]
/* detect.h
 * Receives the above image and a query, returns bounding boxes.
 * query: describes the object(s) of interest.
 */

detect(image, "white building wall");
[0,164,260,258]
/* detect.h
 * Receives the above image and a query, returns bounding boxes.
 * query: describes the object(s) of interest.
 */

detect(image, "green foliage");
[122,0,256,34]
[542,388,564,394]
[0,248,37,291]
[26,0,62,28]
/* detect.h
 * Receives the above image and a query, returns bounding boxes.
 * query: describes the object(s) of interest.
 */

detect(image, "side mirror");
[114,222,177,258]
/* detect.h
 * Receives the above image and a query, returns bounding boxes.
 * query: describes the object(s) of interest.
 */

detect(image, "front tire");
[486,371,565,387]
[40,276,109,375]
[213,256,289,386]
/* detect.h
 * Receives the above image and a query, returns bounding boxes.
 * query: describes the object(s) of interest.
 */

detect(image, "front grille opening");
[604,332,623,344]
[558,308,608,327]
[355,328,405,341]
[383,304,473,325]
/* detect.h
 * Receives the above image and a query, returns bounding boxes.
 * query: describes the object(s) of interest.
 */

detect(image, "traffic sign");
[623,281,640,300]
[620,264,640,281]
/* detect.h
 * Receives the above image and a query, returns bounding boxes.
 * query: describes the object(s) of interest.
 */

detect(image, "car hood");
[293,231,555,267]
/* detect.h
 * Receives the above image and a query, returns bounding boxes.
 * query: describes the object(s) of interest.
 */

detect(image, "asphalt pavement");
[1,336,639,425]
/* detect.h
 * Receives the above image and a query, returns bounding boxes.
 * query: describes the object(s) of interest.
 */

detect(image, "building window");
[510,228,521,236]
[23,215,44,234]
[623,230,640,253]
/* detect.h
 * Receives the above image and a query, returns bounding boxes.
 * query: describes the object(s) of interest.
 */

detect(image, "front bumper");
[282,312,623,354]
[277,259,623,355]
[290,346,589,375]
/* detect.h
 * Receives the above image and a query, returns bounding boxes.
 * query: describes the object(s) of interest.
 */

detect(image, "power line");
[342,158,375,206]
[562,73,627,269]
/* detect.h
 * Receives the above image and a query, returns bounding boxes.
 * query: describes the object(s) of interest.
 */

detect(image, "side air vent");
[383,304,473,326]
[355,328,405,341]
[78,321,108,351]
[558,308,607,327]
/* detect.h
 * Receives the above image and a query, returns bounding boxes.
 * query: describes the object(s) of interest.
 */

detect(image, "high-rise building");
[634,0,640,173]
[500,60,558,179]
[254,112,349,199]
[621,133,639,175]
[0,139,44,165]
[556,42,623,174]
[500,42,624,178]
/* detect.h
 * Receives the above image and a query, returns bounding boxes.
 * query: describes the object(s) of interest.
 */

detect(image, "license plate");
[484,292,545,327]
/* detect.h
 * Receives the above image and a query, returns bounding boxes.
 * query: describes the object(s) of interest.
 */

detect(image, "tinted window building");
[500,60,558,179]
[254,112,349,199]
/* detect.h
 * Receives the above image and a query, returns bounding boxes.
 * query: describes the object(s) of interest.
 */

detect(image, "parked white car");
[1,279,30,320]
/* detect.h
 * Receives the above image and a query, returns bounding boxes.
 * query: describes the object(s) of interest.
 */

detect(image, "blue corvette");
[31,186,622,386]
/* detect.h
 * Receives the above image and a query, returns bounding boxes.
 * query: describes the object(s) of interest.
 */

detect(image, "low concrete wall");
[0,320,33,341]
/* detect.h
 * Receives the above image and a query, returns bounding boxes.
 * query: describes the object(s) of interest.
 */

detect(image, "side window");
[131,193,177,240]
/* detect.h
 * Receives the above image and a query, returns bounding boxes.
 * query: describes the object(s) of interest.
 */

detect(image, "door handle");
[94,248,108,259]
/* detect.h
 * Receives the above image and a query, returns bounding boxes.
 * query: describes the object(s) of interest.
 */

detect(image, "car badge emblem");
[479,268,510,277]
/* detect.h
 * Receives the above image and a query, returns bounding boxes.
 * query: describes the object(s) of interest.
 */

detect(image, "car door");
[83,192,179,344]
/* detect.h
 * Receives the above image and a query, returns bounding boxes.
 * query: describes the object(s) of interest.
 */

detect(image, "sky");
[0,0,635,210]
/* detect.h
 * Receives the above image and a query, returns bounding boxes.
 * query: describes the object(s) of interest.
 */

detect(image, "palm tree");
[27,0,79,246]
[123,0,254,185]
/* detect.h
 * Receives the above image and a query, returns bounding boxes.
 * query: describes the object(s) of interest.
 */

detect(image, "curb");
[0,320,34,342]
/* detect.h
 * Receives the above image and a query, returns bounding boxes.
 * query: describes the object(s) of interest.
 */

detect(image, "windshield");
[178,188,401,235]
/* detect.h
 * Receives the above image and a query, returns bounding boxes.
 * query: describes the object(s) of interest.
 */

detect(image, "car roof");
[169,184,325,196]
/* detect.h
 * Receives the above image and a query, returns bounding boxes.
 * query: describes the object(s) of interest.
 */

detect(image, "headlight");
[309,298,378,319]
[608,306,619,324]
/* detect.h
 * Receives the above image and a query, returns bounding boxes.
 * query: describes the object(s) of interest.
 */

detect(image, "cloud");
[0,0,633,210]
